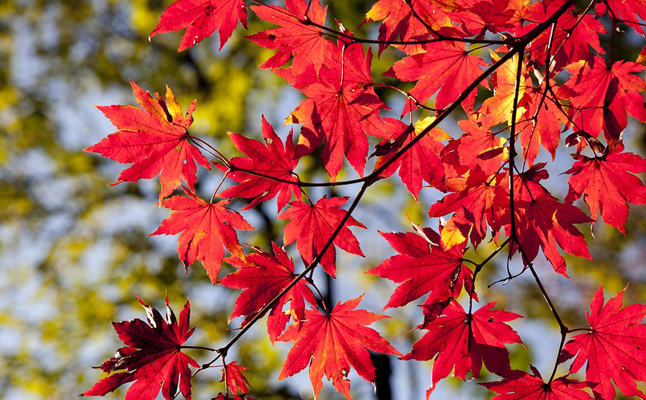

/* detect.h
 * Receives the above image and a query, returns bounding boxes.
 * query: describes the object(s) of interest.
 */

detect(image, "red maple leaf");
[367,230,473,321]
[277,296,401,400]
[219,116,301,212]
[219,361,250,395]
[385,41,488,114]
[597,0,646,36]
[482,366,594,399]
[363,0,434,55]
[81,296,199,400]
[247,0,333,75]
[283,40,387,179]
[519,84,567,165]
[403,301,523,398]
[428,166,504,247]
[87,81,211,201]
[278,196,366,277]
[565,143,646,234]
[373,118,447,199]
[562,286,646,400]
[560,55,646,141]
[513,193,592,276]
[446,112,508,175]
[150,0,247,51]
[220,242,317,342]
[497,169,593,276]
[522,5,605,71]
[150,188,254,283]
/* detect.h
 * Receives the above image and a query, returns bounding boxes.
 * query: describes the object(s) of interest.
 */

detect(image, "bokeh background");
[1,0,646,399]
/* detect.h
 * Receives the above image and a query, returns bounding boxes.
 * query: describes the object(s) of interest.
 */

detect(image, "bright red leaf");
[403,301,523,398]
[278,195,366,277]
[220,242,317,342]
[386,41,488,114]
[219,116,301,212]
[81,296,199,400]
[373,117,448,199]
[86,81,211,201]
[368,229,473,322]
[565,143,646,234]
[278,296,401,400]
[150,0,247,51]
[562,286,646,400]
[560,55,646,141]
[220,361,250,395]
[282,39,387,179]
[150,188,254,283]
[247,0,333,75]
[482,366,594,399]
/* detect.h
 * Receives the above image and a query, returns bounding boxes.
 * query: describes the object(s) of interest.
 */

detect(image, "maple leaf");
[278,196,366,277]
[247,0,333,75]
[277,296,401,400]
[446,112,508,175]
[562,286,646,400]
[481,50,529,126]
[220,242,317,342]
[81,296,199,400]
[150,188,254,283]
[560,55,646,141]
[522,5,605,71]
[150,0,247,51]
[519,85,567,165]
[213,394,258,400]
[482,366,594,399]
[282,39,387,179]
[373,117,448,199]
[219,116,301,212]
[403,301,523,398]
[428,166,504,247]
[565,143,646,234]
[363,0,437,55]
[598,0,646,36]
[219,361,250,395]
[386,41,488,114]
[86,81,211,201]
[368,230,474,321]
[497,169,593,276]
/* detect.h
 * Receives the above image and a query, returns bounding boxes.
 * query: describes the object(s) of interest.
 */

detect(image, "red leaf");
[428,166,503,247]
[277,296,401,400]
[150,188,254,283]
[363,0,435,55]
[482,367,594,399]
[519,85,567,165]
[220,361,250,395]
[560,55,646,141]
[247,0,333,75]
[278,196,366,277]
[404,301,523,398]
[565,143,646,234]
[386,41,488,114]
[219,116,301,212]
[373,118,447,199]
[282,40,387,179]
[150,0,247,51]
[86,81,211,201]
[563,286,646,400]
[220,242,317,342]
[368,230,473,320]
[81,296,199,400]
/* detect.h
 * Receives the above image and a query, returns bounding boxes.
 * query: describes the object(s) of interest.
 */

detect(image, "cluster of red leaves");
[83,0,646,399]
